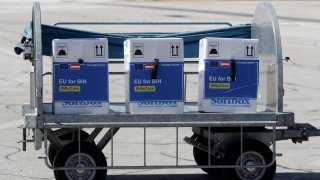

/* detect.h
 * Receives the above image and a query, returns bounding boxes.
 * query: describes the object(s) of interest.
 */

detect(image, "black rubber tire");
[53,141,107,180]
[48,130,90,165]
[193,147,224,177]
[223,140,276,180]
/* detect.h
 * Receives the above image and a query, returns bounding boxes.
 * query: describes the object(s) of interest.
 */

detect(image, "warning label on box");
[133,43,144,58]
[170,43,181,58]
[57,43,68,58]
[208,42,219,57]
[94,43,105,57]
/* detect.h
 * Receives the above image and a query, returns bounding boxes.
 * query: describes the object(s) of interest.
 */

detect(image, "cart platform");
[40,102,294,128]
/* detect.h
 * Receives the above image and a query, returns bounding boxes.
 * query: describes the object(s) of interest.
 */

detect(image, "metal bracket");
[25,113,37,128]
[184,135,225,159]
[283,57,291,62]
[23,45,33,60]
[34,129,43,150]
[22,103,32,116]
[279,88,285,97]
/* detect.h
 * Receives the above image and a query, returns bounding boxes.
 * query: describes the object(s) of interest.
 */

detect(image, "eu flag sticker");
[210,61,219,68]
[134,64,143,71]
[60,64,69,70]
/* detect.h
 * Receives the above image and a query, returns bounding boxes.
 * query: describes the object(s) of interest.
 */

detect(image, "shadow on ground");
[107,172,320,180]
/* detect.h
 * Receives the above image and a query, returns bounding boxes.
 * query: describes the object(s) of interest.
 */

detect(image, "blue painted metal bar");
[53,21,233,27]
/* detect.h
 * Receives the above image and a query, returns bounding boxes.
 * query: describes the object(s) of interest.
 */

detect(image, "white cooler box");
[124,38,184,114]
[52,38,109,114]
[198,37,259,113]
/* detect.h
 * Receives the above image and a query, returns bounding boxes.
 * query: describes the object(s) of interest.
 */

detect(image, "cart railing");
[42,125,277,171]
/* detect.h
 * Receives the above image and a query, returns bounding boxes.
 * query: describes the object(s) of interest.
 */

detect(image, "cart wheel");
[223,140,276,180]
[48,130,90,165]
[193,147,224,177]
[53,141,107,180]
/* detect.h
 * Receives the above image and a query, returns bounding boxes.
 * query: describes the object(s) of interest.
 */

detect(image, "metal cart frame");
[19,2,320,180]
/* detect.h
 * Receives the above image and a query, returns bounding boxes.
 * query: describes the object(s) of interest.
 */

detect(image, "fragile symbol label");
[208,42,219,57]
[170,43,180,57]
[133,43,144,58]
[57,43,68,58]
[94,43,105,57]
[245,43,255,58]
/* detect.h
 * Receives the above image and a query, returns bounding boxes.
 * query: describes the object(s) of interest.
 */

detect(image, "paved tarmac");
[0,0,320,179]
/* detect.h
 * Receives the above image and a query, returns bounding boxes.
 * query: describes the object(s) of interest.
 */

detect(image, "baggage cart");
[16,2,320,180]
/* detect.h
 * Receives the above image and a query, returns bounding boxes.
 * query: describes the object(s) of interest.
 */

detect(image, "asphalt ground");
[0,0,320,179]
